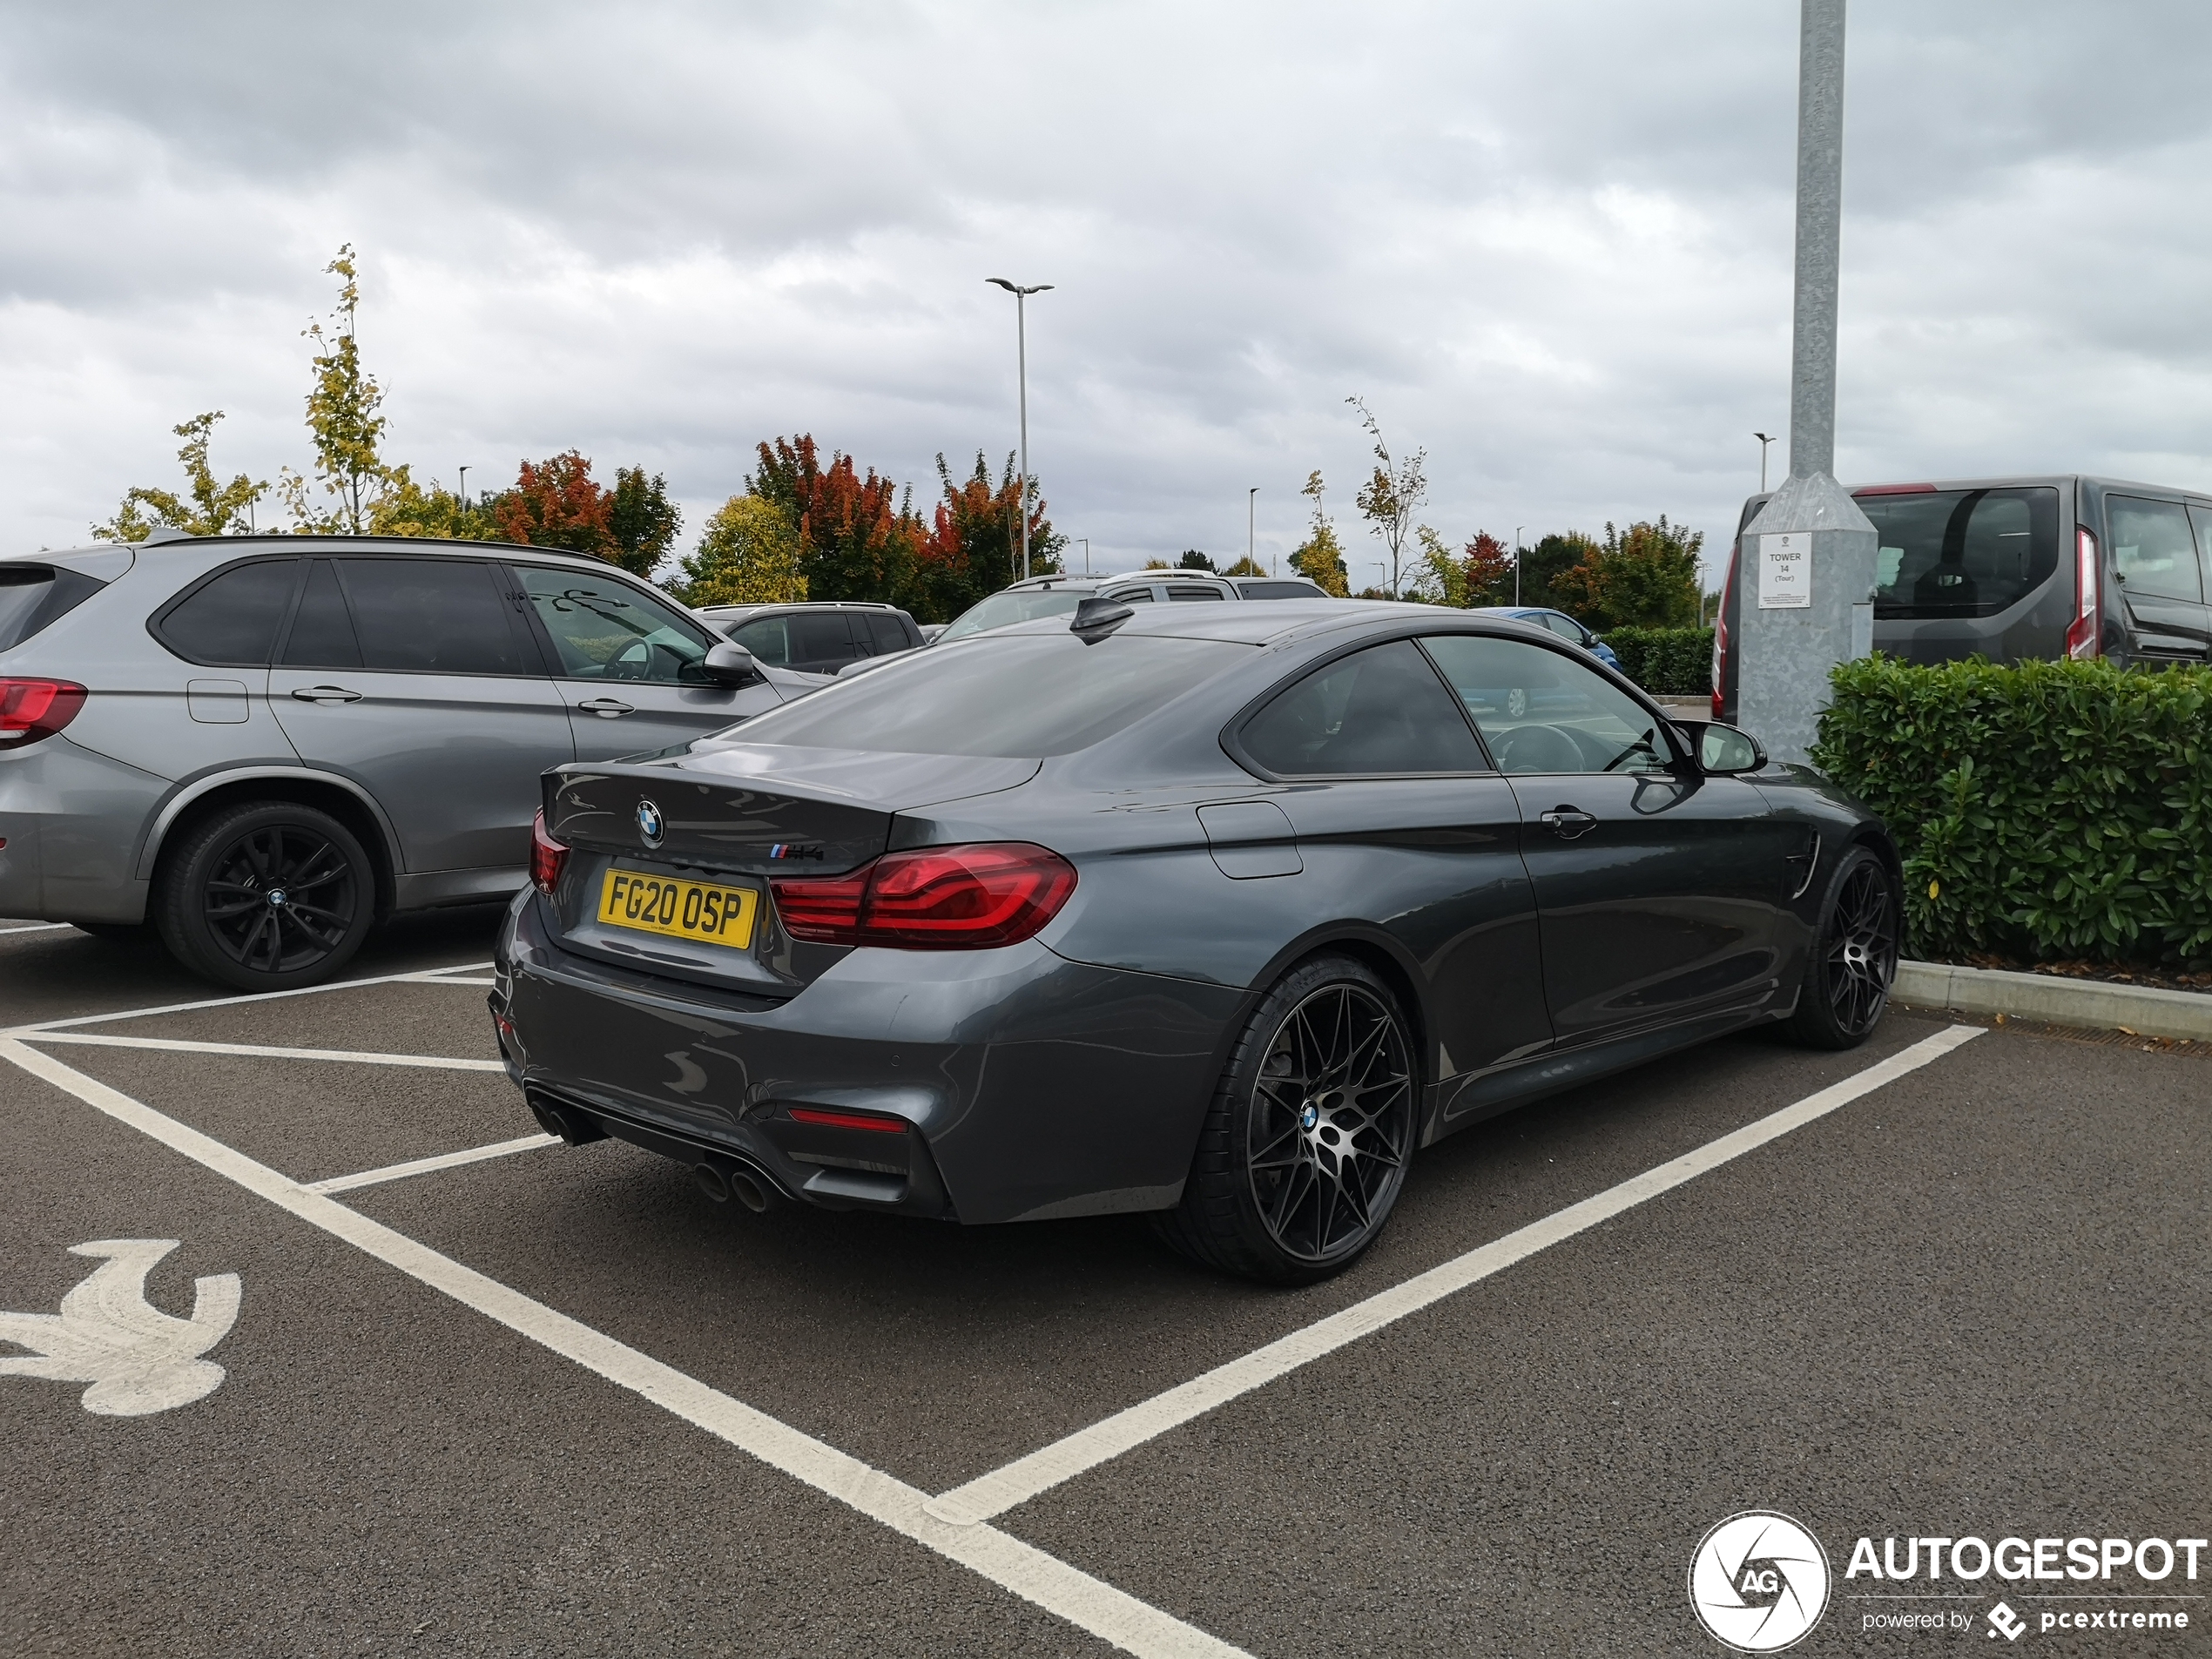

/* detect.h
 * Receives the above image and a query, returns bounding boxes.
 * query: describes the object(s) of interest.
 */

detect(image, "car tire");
[1153,953,1419,1285]
[154,800,374,991]
[1506,685,1529,718]
[1783,846,1899,1050]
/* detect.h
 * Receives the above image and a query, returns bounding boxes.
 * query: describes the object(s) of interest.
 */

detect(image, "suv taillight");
[0,678,87,749]
[529,811,568,895]
[772,842,1076,949]
[2066,527,2101,660]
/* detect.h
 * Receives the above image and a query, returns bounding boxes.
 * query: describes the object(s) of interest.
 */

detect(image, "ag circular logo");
[1688,1512,1831,1652]
[635,799,664,847]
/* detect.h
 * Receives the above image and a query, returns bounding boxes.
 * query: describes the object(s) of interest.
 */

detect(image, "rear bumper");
[0,737,165,923]
[491,889,1244,1224]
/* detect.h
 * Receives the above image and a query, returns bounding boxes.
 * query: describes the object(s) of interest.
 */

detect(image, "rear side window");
[730,616,792,664]
[866,614,911,654]
[787,612,860,667]
[279,559,363,668]
[337,558,529,677]
[2109,497,2202,603]
[154,558,300,666]
[1238,640,1487,777]
[733,633,1249,758]
[1862,487,2060,618]
[1238,582,1325,600]
[1166,585,1226,602]
[0,564,110,656]
[1105,587,1155,603]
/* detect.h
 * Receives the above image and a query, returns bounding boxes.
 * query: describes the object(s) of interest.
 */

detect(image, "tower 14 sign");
[1759,531,1812,609]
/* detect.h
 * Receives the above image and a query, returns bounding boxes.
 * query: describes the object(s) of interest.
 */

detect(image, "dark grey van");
[1714,475,2212,719]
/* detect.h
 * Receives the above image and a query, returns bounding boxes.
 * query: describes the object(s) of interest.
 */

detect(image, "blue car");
[1465,609,1622,716]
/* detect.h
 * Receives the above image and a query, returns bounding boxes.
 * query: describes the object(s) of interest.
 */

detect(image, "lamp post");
[1078,537,1089,575]
[1754,432,1773,494]
[457,465,469,522]
[1514,525,1524,605]
[1248,488,1258,574]
[986,278,1053,581]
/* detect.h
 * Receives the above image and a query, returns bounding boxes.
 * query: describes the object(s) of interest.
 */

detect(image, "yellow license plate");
[598,869,759,948]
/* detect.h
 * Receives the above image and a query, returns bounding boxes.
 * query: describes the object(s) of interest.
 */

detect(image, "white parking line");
[20,1031,504,1071]
[307,1134,561,1194]
[0,1037,1251,1659]
[0,921,74,935]
[923,1024,1985,1527]
[5,962,497,1035]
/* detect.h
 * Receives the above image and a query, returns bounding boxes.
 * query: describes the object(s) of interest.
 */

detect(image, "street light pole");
[1248,488,1258,574]
[987,278,1053,581]
[1754,432,1773,494]
[1079,537,1089,574]
[1514,525,1524,606]
[457,465,469,521]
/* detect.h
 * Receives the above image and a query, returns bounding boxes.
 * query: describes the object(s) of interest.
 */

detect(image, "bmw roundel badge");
[635,799,664,847]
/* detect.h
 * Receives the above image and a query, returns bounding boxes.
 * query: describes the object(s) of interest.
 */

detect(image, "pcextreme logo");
[1689,1512,1832,1652]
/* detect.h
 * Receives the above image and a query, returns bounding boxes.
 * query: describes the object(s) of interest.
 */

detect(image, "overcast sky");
[3,1,2209,588]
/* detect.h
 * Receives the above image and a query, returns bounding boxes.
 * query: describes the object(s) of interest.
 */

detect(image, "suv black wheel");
[1155,953,1418,1285]
[1784,846,1898,1050]
[155,801,374,991]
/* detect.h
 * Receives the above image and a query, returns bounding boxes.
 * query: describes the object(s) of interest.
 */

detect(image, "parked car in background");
[696,601,925,676]
[1471,606,1622,674]
[0,535,819,990]
[501,599,1898,1283]
[1225,574,1330,600]
[1713,474,2212,720]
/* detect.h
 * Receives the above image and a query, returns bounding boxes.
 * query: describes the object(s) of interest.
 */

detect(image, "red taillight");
[771,842,1076,949]
[2066,527,2101,660]
[788,1107,908,1134]
[0,678,87,748]
[1710,549,1735,719]
[529,811,568,896]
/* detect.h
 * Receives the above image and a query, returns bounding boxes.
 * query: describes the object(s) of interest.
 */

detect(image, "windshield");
[1862,487,2060,619]
[726,632,1250,758]
[938,589,1087,642]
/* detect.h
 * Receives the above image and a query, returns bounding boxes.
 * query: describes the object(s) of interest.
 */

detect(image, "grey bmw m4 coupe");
[492,599,1901,1283]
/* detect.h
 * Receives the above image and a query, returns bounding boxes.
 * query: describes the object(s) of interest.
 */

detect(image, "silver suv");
[0,535,812,989]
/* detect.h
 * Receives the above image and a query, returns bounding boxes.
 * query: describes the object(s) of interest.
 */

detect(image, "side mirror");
[700,642,763,687]
[1676,719,1765,774]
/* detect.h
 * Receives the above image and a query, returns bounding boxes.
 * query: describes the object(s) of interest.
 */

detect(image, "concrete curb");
[1894,960,2212,1042]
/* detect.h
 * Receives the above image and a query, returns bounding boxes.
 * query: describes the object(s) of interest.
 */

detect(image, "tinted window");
[2109,497,2202,604]
[0,565,107,655]
[787,612,859,666]
[1862,487,2060,618]
[1540,613,1586,642]
[1239,582,1324,600]
[337,559,527,676]
[866,614,911,654]
[278,560,362,668]
[1108,588,1155,603]
[518,565,711,683]
[731,616,792,665]
[157,558,300,666]
[1425,635,1669,775]
[733,634,1247,758]
[1239,640,1486,777]
[2189,507,2212,595]
[1166,585,1226,602]
[938,589,1088,641]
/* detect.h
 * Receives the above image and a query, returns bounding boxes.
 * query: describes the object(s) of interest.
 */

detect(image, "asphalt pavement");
[1,913,2204,1656]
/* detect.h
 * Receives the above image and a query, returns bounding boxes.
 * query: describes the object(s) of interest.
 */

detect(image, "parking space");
[3,913,2206,1656]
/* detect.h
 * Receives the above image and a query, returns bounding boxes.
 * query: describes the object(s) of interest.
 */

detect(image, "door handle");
[1540,806,1598,840]
[577,697,635,717]
[289,685,363,705]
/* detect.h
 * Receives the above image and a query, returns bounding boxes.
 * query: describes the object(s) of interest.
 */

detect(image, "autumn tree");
[1506,531,1602,611]
[1548,516,1703,630]
[278,246,398,533]
[1347,397,1426,598]
[610,467,682,577]
[746,435,921,604]
[1221,556,1264,576]
[482,451,617,555]
[368,476,499,541]
[93,412,268,542]
[908,450,1061,621]
[678,496,806,605]
[1288,471,1351,597]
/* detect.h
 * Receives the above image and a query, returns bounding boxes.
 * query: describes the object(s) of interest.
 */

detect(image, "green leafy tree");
[678,496,807,604]
[1346,397,1426,598]
[278,246,395,532]
[610,467,682,578]
[93,412,268,542]
[1288,471,1351,597]
[1503,531,1601,610]
[1221,556,1265,576]
[368,475,501,541]
[1177,550,1216,572]
[1549,516,1703,630]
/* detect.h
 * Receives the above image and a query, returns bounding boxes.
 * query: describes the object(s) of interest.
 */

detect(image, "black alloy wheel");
[1784,846,1898,1049]
[156,801,374,991]
[1157,954,1418,1284]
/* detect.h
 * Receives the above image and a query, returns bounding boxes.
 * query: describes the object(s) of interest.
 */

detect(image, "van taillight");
[772,842,1077,949]
[2066,528,2101,660]
[1711,550,1736,718]
[529,811,568,895]
[0,678,86,749]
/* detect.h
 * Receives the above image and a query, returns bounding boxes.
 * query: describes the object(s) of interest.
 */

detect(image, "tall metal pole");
[1514,525,1523,605]
[1789,0,1845,483]
[1248,488,1258,573]
[1754,433,1772,494]
[987,278,1053,583]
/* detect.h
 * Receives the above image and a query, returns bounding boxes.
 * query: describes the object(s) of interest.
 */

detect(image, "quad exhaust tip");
[694,1159,772,1214]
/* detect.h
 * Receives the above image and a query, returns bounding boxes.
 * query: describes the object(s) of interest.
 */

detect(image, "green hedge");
[1603,626,1713,695]
[1811,656,2212,965]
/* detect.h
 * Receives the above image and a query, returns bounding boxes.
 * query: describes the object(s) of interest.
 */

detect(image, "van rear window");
[1862,487,2060,619]
[0,564,109,655]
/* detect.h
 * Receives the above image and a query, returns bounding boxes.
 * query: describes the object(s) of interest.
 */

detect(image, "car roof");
[698,601,900,615]
[25,533,613,566]
[974,597,1562,650]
